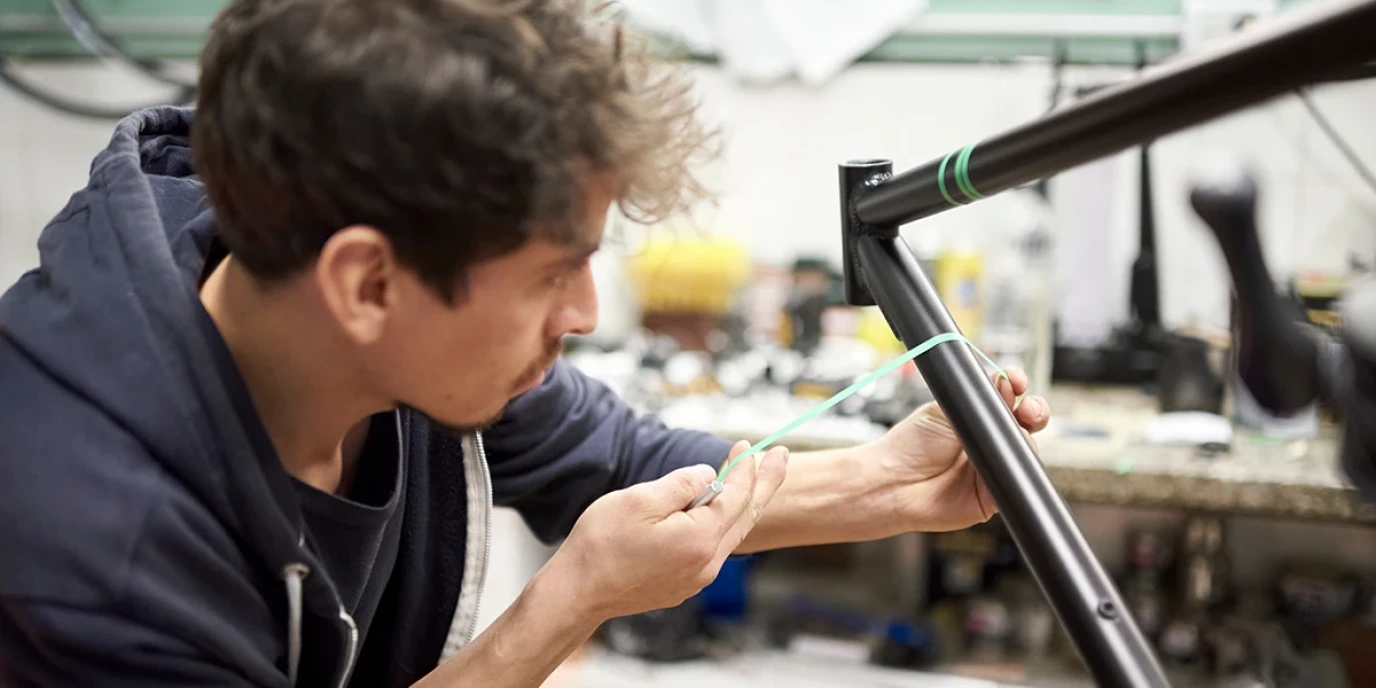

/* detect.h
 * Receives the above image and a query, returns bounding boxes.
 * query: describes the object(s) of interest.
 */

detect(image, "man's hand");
[874,366,1050,532]
[418,442,787,688]
[546,440,789,620]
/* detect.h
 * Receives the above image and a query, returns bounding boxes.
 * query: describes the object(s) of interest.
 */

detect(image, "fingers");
[708,441,761,534]
[1014,395,1050,433]
[971,463,999,521]
[717,440,751,474]
[717,440,756,496]
[718,446,788,556]
[642,463,720,515]
[993,367,1029,399]
[682,441,753,529]
[994,373,1018,411]
[682,439,789,558]
[1021,425,1040,454]
[990,367,1049,434]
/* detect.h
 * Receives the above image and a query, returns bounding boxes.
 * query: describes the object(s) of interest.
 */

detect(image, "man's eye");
[550,257,590,288]
[549,267,575,288]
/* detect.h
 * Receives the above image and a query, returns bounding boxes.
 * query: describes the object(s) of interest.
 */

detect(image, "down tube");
[854,235,1168,688]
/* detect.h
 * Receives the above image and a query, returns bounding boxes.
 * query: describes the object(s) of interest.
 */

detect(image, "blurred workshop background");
[4,1,1376,686]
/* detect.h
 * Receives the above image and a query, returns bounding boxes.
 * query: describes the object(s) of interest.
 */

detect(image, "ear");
[314,226,397,345]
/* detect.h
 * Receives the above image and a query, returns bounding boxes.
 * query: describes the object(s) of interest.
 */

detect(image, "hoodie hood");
[0,106,310,589]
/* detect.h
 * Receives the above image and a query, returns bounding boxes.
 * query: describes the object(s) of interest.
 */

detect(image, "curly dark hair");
[192,0,718,301]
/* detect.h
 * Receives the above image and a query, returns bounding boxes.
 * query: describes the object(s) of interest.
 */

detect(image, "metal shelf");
[0,0,1316,65]
[0,0,1184,63]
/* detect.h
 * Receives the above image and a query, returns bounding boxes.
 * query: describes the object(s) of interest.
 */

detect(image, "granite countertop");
[682,385,1376,525]
[1034,386,1375,524]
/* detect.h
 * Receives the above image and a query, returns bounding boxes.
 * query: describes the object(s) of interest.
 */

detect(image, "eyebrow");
[549,242,600,272]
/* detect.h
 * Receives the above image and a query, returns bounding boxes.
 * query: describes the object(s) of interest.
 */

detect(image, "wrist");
[413,552,602,687]
[525,554,610,634]
[736,442,911,553]
[855,439,917,536]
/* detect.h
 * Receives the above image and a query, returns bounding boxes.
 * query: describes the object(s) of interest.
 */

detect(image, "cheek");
[379,300,483,382]
[463,302,547,363]
[397,291,551,388]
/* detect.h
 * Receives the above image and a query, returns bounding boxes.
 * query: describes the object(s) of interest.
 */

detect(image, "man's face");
[363,191,608,429]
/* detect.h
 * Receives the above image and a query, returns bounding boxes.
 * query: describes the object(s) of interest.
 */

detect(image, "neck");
[200,257,383,494]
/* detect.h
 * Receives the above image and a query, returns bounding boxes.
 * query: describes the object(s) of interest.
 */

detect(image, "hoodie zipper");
[441,432,494,661]
[464,431,493,643]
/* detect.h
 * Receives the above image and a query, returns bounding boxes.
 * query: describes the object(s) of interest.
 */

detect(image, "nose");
[552,263,599,337]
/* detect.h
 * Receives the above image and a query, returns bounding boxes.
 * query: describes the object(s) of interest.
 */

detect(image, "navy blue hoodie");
[0,107,732,687]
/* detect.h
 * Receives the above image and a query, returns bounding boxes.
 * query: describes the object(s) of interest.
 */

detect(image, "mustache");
[523,340,564,380]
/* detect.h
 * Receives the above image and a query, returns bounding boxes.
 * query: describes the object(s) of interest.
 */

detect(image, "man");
[0,1,1049,686]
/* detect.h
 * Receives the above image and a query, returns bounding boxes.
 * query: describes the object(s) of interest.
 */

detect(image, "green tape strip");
[936,151,962,207]
[718,332,1006,480]
[955,143,985,201]
[1115,455,1135,475]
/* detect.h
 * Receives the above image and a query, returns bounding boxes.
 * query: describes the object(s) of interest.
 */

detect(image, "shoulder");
[0,337,169,605]
[0,341,282,678]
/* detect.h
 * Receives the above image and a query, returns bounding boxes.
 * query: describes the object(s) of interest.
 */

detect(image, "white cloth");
[620,0,929,86]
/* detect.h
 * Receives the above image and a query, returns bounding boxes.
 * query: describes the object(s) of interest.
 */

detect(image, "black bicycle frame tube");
[840,160,1168,687]
[830,4,1376,684]
[855,0,1376,228]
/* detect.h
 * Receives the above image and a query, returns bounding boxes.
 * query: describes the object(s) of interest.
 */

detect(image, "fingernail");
[1023,397,1042,417]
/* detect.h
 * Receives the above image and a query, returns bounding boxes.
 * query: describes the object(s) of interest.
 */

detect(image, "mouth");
[524,365,550,385]
[513,368,548,396]
[514,357,557,394]
[513,341,564,395]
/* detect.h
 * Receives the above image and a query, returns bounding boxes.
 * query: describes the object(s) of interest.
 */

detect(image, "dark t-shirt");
[293,412,405,630]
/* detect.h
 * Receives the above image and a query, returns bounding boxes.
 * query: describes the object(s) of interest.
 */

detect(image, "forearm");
[414,568,601,688]
[736,444,903,553]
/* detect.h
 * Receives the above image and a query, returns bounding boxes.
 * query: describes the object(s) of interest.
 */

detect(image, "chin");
[421,371,547,434]
[429,406,506,435]
[421,393,510,435]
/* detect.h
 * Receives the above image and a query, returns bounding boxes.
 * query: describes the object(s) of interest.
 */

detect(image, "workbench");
[664,385,1372,525]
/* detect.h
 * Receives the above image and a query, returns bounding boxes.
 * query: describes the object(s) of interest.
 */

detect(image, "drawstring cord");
[282,563,311,686]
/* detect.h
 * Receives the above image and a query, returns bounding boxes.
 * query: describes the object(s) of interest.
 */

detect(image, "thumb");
[640,463,719,514]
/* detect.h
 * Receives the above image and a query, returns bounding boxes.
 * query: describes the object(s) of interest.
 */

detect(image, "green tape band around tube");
[936,151,962,207]
[717,332,1007,480]
[955,143,985,201]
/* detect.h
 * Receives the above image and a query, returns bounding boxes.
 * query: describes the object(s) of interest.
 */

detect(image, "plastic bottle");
[982,193,1055,394]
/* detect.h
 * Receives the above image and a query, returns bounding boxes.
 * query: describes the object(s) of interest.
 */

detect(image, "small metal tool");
[687,480,723,510]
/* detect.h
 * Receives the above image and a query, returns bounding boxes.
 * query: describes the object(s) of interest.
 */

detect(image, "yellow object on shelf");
[628,235,752,315]
[935,250,984,344]
[855,307,905,357]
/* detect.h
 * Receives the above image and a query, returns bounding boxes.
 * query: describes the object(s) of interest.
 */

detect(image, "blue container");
[697,555,755,622]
